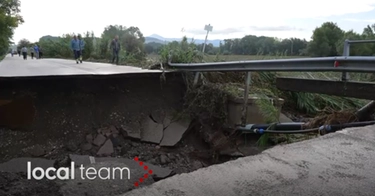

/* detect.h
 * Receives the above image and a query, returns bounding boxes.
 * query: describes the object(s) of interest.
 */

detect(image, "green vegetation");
[0,0,23,58]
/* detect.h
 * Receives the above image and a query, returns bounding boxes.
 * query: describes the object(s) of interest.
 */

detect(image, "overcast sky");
[12,0,375,43]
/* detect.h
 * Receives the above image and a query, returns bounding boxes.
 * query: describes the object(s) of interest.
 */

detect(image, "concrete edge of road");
[0,70,180,80]
[0,55,179,78]
[119,125,375,196]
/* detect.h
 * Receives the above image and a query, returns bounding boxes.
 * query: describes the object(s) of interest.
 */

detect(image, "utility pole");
[202,24,213,53]
[194,24,213,85]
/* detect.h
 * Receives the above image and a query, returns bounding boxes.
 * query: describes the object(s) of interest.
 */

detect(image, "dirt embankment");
[0,72,189,160]
[0,72,261,196]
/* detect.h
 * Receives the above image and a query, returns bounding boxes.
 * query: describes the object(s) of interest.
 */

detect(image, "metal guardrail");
[168,56,375,72]
[169,39,375,74]
[167,39,375,126]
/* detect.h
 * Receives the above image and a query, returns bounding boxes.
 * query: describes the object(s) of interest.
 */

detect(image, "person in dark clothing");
[30,46,34,59]
[70,35,81,64]
[21,46,28,60]
[18,50,21,57]
[38,46,43,59]
[110,35,121,65]
[78,35,85,63]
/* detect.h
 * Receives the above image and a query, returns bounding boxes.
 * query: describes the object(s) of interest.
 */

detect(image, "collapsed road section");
[0,70,190,161]
[1,57,257,196]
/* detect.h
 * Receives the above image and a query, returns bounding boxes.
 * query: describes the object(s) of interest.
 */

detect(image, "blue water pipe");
[236,121,375,134]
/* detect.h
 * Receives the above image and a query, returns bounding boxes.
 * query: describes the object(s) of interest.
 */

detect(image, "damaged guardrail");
[168,56,375,72]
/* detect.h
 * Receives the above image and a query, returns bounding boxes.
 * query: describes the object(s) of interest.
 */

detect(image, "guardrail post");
[342,39,350,81]
[193,72,200,86]
[241,72,251,126]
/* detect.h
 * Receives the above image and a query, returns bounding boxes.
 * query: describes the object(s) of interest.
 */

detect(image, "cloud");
[248,26,305,31]
[343,18,375,23]
[13,0,375,42]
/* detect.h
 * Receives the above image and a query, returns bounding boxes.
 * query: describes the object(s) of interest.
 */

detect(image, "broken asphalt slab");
[0,157,56,173]
[160,118,191,146]
[120,125,375,196]
[120,122,141,140]
[140,116,164,144]
[68,155,173,179]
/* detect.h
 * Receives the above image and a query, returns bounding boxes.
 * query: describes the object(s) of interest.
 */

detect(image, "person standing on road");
[110,35,121,65]
[39,45,43,59]
[17,50,21,57]
[33,44,39,59]
[78,35,85,63]
[70,35,81,64]
[21,46,28,60]
[29,46,34,59]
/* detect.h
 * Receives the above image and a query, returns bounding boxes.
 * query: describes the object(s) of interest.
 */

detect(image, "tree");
[100,25,146,61]
[121,26,146,60]
[16,38,31,50]
[0,0,23,55]
[307,22,344,56]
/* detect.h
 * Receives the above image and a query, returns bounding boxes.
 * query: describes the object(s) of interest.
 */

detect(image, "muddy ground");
[0,73,266,196]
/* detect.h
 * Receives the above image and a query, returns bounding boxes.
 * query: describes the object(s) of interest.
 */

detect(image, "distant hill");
[39,34,223,47]
[145,34,223,47]
[145,37,166,44]
[39,35,60,41]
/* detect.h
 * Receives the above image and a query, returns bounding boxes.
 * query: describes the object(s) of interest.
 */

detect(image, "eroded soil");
[0,73,265,196]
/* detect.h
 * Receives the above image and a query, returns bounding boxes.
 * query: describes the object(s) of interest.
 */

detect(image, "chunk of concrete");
[97,139,114,156]
[0,157,56,173]
[69,154,96,167]
[160,118,191,146]
[279,113,293,123]
[140,117,164,144]
[120,122,141,140]
[93,134,106,146]
[81,143,92,151]
[150,109,166,124]
[98,127,111,135]
[86,134,93,143]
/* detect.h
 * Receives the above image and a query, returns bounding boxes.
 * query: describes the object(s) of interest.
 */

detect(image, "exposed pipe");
[236,121,375,135]
[253,128,319,134]
[241,72,251,126]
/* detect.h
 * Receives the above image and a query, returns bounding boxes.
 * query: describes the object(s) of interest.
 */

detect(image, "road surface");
[121,125,375,196]
[0,55,163,77]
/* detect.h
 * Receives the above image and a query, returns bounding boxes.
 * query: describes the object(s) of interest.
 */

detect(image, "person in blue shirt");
[33,44,39,59]
[77,34,85,63]
[70,35,81,64]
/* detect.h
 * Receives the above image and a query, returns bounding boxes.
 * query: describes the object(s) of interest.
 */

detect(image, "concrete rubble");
[160,118,191,147]
[140,117,164,143]
[120,125,375,196]
[97,139,114,156]
[118,110,192,147]
[120,122,141,140]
